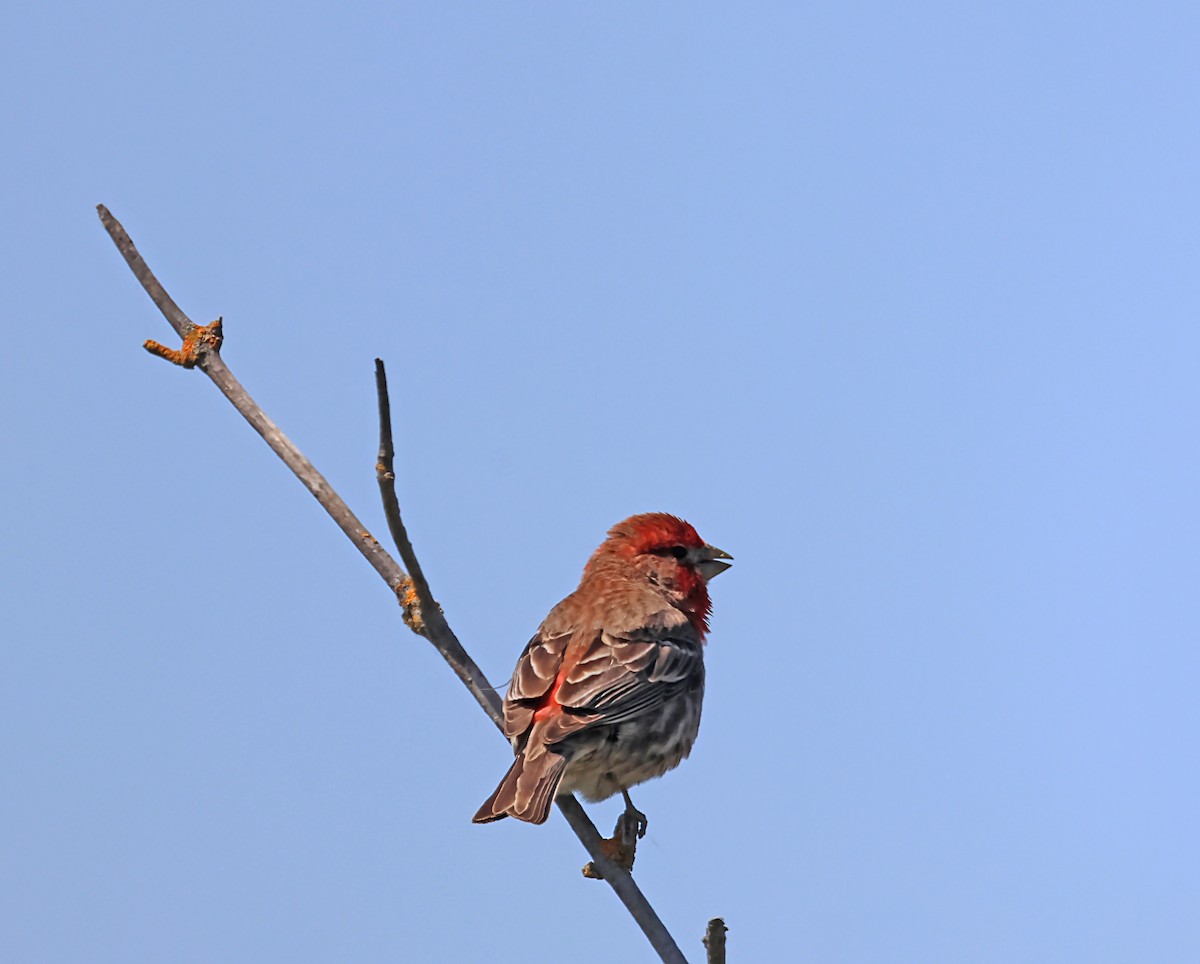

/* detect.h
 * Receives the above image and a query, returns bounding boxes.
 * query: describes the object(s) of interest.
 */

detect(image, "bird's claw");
[620,789,648,842]
[617,805,647,844]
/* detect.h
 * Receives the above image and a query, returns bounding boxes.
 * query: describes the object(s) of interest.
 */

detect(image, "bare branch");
[97,204,192,338]
[101,206,691,964]
[703,918,727,964]
[97,206,403,592]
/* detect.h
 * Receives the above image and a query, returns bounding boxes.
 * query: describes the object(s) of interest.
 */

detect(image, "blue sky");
[3,2,1198,961]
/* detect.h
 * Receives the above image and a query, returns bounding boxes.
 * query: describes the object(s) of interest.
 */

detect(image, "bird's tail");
[472,749,569,825]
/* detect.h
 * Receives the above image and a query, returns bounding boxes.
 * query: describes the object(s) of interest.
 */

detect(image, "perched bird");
[473,513,731,834]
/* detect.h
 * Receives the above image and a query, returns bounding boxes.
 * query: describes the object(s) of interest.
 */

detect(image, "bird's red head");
[604,512,705,557]
[586,513,732,634]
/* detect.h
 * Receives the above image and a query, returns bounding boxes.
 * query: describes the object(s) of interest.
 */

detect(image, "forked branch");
[99,205,691,964]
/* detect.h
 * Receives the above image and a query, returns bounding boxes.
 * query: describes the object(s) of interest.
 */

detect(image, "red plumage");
[473,513,731,825]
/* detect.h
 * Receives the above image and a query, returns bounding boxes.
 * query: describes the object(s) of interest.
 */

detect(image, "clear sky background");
[3,3,1198,962]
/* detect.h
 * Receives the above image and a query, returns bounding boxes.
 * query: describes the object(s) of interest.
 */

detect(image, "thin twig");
[373,359,503,729]
[101,205,690,964]
[703,918,727,964]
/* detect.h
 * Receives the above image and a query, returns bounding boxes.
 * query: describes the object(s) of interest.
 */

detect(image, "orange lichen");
[395,576,426,636]
[581,814,640,879]
[144,317,224,368]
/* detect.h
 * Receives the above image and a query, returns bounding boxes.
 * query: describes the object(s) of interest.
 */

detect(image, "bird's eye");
[668,545,688,559]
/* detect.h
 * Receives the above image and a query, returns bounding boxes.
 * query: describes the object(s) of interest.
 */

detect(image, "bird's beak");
[696,544,733,582]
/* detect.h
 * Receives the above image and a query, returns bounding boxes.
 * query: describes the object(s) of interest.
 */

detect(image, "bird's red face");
[591,513,732,630]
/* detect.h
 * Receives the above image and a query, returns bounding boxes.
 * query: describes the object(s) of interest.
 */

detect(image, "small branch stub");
[581,837,634,879]
[703,918,728,964]
[582,809,642,879]
[144,317,224,368]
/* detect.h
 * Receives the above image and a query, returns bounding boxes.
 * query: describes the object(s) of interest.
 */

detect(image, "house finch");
[472,513,731,830]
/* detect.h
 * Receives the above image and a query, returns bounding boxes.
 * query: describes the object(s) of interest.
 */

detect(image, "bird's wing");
[553,626,703,726]
[502,621,703,750]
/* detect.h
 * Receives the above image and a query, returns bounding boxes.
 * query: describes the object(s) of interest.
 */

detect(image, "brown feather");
[471,746,568,824]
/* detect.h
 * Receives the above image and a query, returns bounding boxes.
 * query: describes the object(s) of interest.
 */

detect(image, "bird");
[472,513,731,844]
